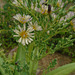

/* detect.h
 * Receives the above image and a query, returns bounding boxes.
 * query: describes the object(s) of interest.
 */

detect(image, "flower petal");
[18,25,22,31]
[13,35,19,37]
[13,29,19,34]
[26,38,28,45]
[22,38,25,45]
[18,38,22,43]
[24,24,26,30]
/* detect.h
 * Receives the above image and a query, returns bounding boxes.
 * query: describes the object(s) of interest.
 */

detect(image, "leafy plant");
[0,0,75,75]
[0,48,16,75]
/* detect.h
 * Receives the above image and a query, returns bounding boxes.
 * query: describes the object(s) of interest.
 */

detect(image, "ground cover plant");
[0,0,75,75]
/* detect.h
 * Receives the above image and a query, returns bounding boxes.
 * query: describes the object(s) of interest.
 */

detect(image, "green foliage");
[48,59,57,69]
[46,63,75,75]
[0,0,17,50]
[62,45,75,57]
[0,31,17,50]
[14,44,26,75]
[0,48,16,75]
[0,0,75,75]
[42,59,57,75]
[61,32,75,57]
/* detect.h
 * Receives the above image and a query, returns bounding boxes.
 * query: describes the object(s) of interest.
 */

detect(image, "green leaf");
[29,60,33,75]
[0,29,9,33]
[0,66,6,75]
[28,42,35,56]
[0,57,4,65]
[0,57,6,75]
[46,63,75,75]
[14,43,26,75]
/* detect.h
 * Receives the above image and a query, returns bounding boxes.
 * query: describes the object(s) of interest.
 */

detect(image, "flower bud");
[48,5,51,14]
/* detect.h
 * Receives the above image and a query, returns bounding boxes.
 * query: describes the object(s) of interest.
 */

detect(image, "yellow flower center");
[9,25,12,28]
[41,9,47,15]
[19,0,23,3]
[57,2,60,7]
[70,21,74,26]
[8,7,10,10]
[66,1,68,3]
[20,31,28,38]
[40,5,47,15]
[73,27,75,31]
[20,17,26,24]
[17,0,23,6]
[33,26,36,30]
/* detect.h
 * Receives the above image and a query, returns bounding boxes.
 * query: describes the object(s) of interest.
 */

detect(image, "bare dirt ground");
[69,71,75,75]
[38,52,73,75]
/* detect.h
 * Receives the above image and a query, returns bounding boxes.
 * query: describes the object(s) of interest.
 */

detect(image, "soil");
[69,71,75,75]
[38,52,74,75]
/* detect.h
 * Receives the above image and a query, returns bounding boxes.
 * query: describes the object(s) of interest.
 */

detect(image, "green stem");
[43,31,59,42]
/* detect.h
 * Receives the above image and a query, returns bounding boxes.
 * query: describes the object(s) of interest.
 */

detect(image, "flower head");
[40,5,48,15]
[47,30,50,35]
[28,22,42,31]
[66,11,75,19]
[13,0,27,7]
[13,14,32,24]
[13,0,23,6]
[34,5,48,15]
[40,0,46,5]
[31,0,48,15]
[57,0,64,8]
[13,24,34,45]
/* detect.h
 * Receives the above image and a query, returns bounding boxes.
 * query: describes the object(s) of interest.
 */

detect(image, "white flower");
[13,14,32,24]
[13,24,34,45]
[13,0,28,7]
[40,5,48,15]
[60,17,66,22]
[13,0,23,6]
[40,0,46,5]
[65,11,75,19]
[28,22,42,31]
[31,2,34,9]
[58,0,62,4]
[34,5,48,15]
[57,0,64,8]
[51,6,54,11]
[31,1,48,15]
[61,3,64,8]
[31,3,40,12]
[60,12,75,22]
[47,30,50,35]
[61,11,75,23]
[52,13,57,19]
